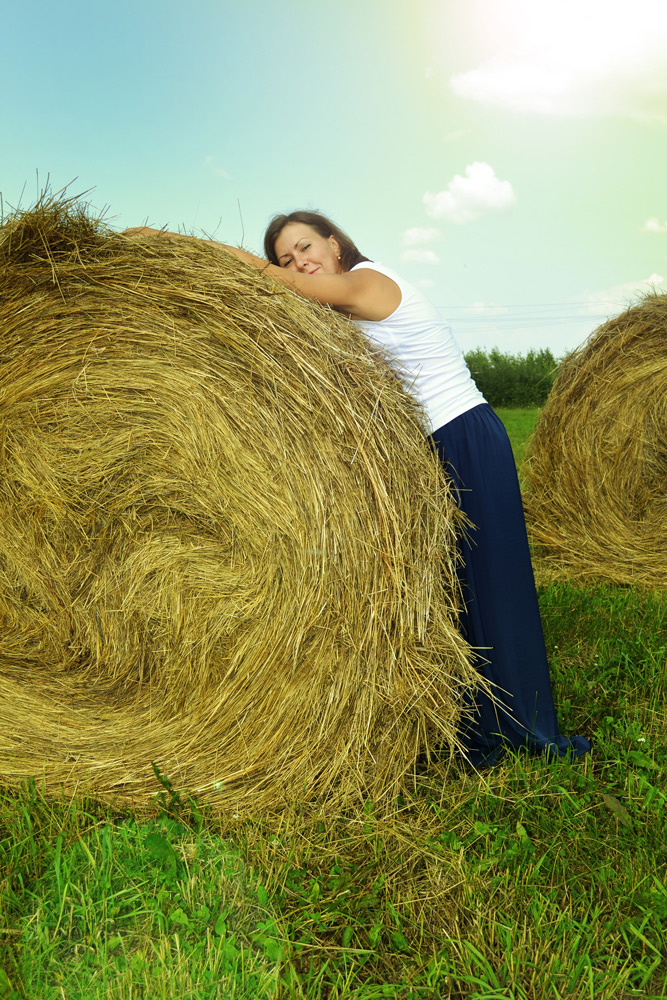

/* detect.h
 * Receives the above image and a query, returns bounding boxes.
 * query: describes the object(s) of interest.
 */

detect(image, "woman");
[124,212,590,765]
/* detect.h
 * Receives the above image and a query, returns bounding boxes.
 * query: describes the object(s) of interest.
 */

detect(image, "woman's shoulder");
[352,261,399,281]
[352,261,420,297]
[340,263,401,322]
[352,261,436,315]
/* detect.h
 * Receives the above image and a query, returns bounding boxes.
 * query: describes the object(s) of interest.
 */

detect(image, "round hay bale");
[524,292,667,588]
[0,197,482,814]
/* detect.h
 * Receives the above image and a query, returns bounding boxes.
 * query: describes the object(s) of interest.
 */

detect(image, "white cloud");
[417,278,435,289]
[449,0,667,120]
[204,155,230,179]
[423,162,516,224]
[451,59,570,116]
[400,248,440,264]
[580,274,665,314]
[643,217,667,233]
[402,226,440,246]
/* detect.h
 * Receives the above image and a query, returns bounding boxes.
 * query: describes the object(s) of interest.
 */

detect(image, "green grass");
[1,410,666,999]
[494,406,540,467]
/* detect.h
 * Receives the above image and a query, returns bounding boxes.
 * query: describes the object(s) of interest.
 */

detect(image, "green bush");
[464,347,558,407]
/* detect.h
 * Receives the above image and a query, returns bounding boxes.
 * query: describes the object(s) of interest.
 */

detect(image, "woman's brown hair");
[263,210,370,272]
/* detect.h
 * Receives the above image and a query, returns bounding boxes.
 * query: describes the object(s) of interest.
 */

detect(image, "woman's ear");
[329,236,342,260]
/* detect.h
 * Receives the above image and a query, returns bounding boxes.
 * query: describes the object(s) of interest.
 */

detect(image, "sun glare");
[439,0,667,118]
[468,0,665,63]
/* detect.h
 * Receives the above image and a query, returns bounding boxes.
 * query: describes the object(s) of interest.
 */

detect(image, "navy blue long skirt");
[431,403,590,765]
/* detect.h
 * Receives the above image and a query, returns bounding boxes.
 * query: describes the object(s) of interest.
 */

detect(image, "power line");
[432,301,617,331]
[442,314,610,327]
[435,299,625,310]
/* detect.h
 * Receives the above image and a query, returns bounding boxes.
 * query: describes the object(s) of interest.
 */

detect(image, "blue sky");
[3,0,667,355]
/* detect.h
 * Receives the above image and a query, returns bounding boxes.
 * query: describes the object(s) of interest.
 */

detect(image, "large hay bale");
[0,197,481,814]
[524,293,667,587]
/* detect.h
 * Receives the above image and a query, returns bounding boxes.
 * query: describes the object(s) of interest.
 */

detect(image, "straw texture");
[524,293,667,588]
[0,197,481,813]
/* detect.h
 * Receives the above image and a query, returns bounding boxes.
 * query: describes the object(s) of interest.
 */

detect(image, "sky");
[3,0,667,357]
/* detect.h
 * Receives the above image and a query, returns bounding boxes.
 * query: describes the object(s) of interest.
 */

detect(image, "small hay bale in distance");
[0,198,480,814]
[523,292,667,588]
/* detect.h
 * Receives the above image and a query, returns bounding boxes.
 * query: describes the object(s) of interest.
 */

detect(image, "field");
[1,409,666,999]
[493,408,540,468]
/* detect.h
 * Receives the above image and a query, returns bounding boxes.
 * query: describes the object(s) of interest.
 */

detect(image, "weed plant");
[1,412,665,998]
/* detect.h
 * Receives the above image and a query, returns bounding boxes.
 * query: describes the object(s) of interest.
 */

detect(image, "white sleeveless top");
[351,262,485,433]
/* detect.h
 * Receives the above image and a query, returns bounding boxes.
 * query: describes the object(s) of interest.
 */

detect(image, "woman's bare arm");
[121,227,400,321]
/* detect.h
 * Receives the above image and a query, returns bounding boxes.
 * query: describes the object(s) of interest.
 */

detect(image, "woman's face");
[273,223,343,275]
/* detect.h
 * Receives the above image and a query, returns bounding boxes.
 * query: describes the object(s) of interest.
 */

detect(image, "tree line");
[464,347,558,408]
